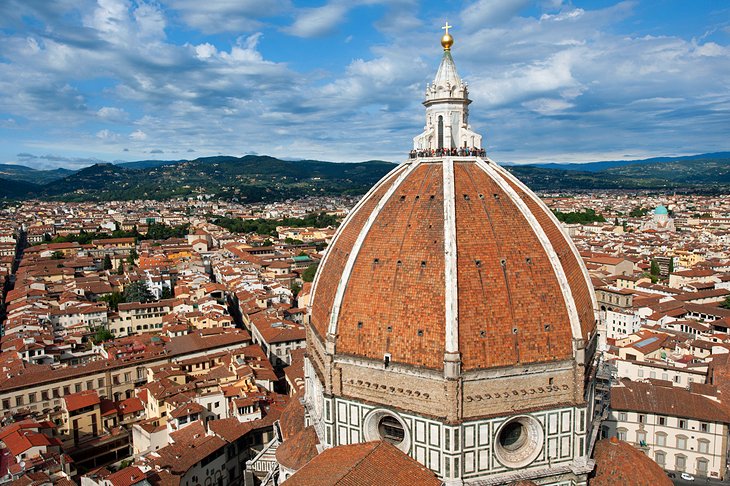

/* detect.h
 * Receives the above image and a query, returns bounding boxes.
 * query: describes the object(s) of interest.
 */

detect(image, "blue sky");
[0,0,728,169]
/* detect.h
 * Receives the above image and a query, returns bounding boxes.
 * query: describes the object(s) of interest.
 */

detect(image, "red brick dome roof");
[309,158,596,372]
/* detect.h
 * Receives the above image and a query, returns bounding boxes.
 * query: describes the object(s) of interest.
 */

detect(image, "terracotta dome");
[310,158,597,372]
[303,30,601,486]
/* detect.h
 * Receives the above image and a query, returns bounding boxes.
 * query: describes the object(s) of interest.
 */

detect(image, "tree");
[51,250,64,260]
[720,296,730,310]
[145,222,189,240]
[291,281,302,298]
[123,280,154,303]
[668,258,674,274]
[98,291,125,311]
[91,326,113,343]
[650,260,660,276]
[161,285,174,300]
[302,263,318,283]
[127,248,138,265]
[117,261,125,275]
[103,254,113,270]
[551,208,606,225]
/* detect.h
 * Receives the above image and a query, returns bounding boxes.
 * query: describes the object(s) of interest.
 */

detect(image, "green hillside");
[42,156,397,202]
[1,153,728,201]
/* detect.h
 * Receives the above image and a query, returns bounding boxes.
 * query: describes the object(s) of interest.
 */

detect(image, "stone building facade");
[604,379,730,479]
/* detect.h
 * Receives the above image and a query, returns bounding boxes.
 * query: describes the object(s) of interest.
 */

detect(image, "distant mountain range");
[0,152,728,201]
[523,151,730,173]
[0,164,75,184]
[0,155,395,202]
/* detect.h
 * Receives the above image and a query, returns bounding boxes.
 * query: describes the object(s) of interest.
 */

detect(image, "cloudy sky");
[0,0,728,169]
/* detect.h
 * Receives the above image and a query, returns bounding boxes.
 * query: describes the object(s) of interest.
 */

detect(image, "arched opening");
[438,115,444,149]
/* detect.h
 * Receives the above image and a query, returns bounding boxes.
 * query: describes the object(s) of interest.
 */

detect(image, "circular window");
[499,421,527,451]
[362,409,411,453]
[494,416,544,469]
[378,415,405,445]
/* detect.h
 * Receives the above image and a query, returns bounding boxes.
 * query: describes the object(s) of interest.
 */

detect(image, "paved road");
[671,475,727,486]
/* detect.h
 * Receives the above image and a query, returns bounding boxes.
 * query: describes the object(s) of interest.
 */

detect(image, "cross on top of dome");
[441,21,454,50]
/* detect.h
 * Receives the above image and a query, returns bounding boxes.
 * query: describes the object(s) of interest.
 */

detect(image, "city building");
[604,379,730,479]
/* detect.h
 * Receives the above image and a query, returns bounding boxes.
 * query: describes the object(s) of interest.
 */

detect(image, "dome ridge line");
[487,159,599,317]
[442,157,461,379]
[325,160,424,347]
[309,163,409,314]
[474,157,583,344]
[442,157,461,378]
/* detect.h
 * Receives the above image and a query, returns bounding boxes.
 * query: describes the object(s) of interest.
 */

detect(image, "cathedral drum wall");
[322,386,590,484]
[334,360,455,421]
[461,365,582,419]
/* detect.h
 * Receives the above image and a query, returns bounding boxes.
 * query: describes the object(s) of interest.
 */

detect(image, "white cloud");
[694,41,726,57]
[96,128,120,140]
[460,0,530,31]
[129,129,147,140]
[165,0,290,34]
[133,2,167,41]
[522,97,574,115]
[285,3,348,38]
[194,42,216,59]
[97,106,127,120]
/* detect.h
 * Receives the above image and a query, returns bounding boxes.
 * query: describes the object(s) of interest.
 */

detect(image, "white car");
[680,472,695,481]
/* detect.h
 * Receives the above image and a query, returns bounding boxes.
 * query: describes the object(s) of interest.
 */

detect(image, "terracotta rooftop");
[1,428,54,457]
[612,379,730,423]
[63,389,100,412]
[169,402,206,419]
[275,426,319,471]
[590,437,671,486]
[103,466,148,486]
[152,422,226,475]
[278,397,305,441]
[285,440,441,486]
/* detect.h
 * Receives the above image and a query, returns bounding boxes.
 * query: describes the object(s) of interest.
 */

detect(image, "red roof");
[104,466,147,486]
[285,441,441,486]
[2,429,53,457]
[63,389,100,412]
[591,437,671,486]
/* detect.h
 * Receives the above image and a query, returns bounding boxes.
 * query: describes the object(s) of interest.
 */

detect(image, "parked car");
[680,472,695,481]
[666,472,676,478]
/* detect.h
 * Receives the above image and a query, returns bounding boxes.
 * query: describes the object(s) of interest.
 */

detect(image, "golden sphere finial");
[441,21,454,50]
